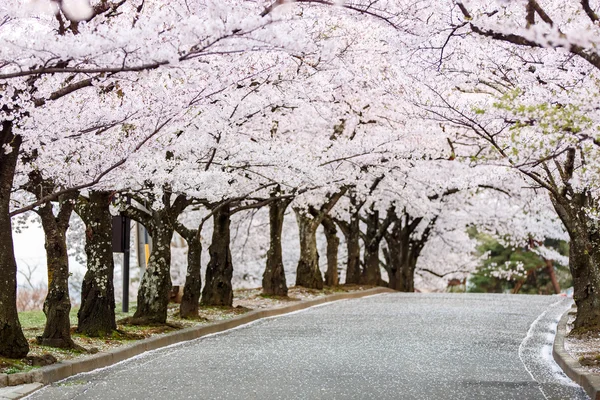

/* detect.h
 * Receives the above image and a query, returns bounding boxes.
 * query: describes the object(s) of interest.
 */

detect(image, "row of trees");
[1,0,598,359]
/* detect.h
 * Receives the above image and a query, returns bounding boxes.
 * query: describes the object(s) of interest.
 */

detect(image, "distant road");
[28,293,588,400]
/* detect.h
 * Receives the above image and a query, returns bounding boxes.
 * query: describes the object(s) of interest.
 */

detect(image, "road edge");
[553,308,600,400]
[0,287,394,398]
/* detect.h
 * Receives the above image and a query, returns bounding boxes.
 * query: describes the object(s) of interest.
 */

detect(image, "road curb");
[553,308,600,400]
[5,287,394,397]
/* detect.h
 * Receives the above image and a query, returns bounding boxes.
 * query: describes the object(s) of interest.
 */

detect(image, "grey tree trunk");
[322,216,339,286]
[37,199,77,348]
[0,126,29,358]
[263,199,289,296]
[179,231,202,318]
[202,204,234,306]
[295,209,323,289]
[75,191,117,336]
[132,221,174,324]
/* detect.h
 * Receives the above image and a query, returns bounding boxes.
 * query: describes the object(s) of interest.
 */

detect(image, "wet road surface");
[27,293,588,400]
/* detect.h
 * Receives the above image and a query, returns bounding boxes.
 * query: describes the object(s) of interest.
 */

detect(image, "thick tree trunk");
[0,128,29,358]
[262,200,289,296]
[322,216,339,286]
[180,232,202,318]
[343,217,362,285]
[295,210,323,289]
[37,202,76,348]
[361,210,382,285]
[75,191,117,336]
[551,194,600,332]
[568,233,600,331]
[385,226,418,292]
[132,222,173,324]
[202,205,234,306]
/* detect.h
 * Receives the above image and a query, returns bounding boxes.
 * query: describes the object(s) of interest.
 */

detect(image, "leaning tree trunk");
[202,205,234,306]
[132,221,174,324]
[37,202,76,348]
[180,232,202,318]
[295,210,323,289]
[263,200,289,296]
[75,191,117,336]
[0,128,29,358]
[361,210,382,285]
[322,217,339,286]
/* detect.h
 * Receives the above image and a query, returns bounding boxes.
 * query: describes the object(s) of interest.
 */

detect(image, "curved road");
[28,293,588,400]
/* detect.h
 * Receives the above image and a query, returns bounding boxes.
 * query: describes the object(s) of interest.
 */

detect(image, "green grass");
[18,304,137,330]
[18,309,77,329]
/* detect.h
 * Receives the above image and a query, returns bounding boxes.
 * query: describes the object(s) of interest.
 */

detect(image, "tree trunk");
[37,202,76,348]
[551,194,600,333]
[75,191,117,336]
[397,255,417,292]
[294,209,323,289]
[361,209,382,285]
[180,232,202,318]
[341,217,362,285]
[262,200,289,296]
[202,205,234,306]
[568,232,600,331]
[132,221,173,324]
[0,127,29,358]
[322,216,339,286]
[385,223,419,292]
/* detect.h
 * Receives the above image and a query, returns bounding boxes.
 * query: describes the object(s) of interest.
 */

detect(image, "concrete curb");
[3,287,394,397]
[553,309,600,400]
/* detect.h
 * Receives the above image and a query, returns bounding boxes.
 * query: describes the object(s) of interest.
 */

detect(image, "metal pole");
[122,216,131,313]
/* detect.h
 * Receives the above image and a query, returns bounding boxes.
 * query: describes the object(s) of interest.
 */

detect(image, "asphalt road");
[27,293,588,400]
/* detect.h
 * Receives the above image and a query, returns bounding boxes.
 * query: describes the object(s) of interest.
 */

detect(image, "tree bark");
[385,213,428,292]
[361,206,395,286]
[262,199,289,296]
[37,199,77,348]
[335,216,361,285]
[294,209,323,289]
[0,126,29,358]
[202,204,234,306]
[122,193,189,324]
[322,216,339,286]
[551,193,600,333]
[132,219,173,324]
[75,191,117,336]
[179,230,202,318]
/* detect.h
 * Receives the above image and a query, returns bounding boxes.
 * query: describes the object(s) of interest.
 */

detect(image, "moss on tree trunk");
[75,191,117,336]
[37,201,77,348]
[132,223,173,324]
[295,209,323,289]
